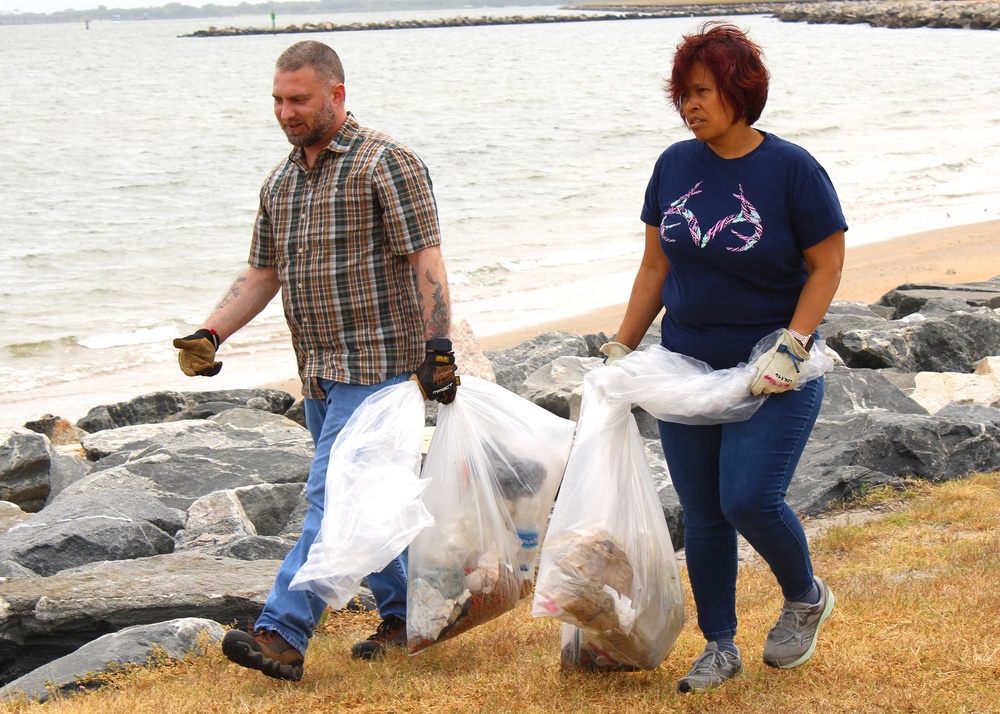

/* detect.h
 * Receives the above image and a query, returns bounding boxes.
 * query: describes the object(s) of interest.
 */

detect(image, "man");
[172,40,458,682]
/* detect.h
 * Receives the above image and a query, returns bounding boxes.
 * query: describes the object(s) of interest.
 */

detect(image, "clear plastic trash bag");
[532,381,685,670]
[289,380,431,610]
[407,376,576,654]
[592,331,834,425]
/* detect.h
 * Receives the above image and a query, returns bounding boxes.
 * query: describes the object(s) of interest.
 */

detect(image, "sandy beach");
[3,219,999,427]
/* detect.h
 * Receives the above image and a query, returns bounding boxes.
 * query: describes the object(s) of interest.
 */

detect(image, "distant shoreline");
[179,1,1000,37]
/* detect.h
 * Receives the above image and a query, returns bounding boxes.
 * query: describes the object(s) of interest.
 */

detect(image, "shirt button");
[333,187,339,194]
[298,248,304,254]
[297,282,303,288]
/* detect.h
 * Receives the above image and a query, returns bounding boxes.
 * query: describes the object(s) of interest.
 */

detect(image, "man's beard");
[283,99,337,148]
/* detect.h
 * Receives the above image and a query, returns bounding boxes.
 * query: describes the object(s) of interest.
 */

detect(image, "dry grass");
[3,472,998,714]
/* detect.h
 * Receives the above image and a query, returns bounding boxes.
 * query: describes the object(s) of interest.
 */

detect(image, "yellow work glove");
[172,328,222,377]
[599,341,632,365]
[749,329,811,396]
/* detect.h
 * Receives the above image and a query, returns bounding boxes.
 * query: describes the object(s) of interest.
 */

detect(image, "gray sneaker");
[677,642,743,693]
[763,576,835,669]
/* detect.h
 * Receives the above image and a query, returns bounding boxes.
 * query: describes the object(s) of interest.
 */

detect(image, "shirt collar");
[286,112,360,166]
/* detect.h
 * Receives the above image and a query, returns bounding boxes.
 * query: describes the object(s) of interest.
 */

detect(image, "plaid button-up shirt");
[249,114,441,398]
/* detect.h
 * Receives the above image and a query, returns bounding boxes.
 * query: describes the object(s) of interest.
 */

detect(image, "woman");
[603,23,846,693]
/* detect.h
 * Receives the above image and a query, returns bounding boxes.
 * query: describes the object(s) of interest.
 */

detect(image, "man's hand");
[172,329,222,377]
[599,341,632,365]
[412,338,459,404]
[750,329,810,396]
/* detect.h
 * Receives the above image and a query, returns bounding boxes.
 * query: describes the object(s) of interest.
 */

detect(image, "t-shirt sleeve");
[640,159,663,226]
[790,162,848,251]
[373,146,442,255]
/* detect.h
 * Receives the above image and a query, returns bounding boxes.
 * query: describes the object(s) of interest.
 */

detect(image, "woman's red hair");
[667,22,770,125]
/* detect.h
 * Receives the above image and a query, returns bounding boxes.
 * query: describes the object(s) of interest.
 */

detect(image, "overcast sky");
[0,0,246,13]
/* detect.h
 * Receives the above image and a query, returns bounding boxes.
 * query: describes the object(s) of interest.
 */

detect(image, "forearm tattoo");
[216,276,246,310]
[420,268,450,339]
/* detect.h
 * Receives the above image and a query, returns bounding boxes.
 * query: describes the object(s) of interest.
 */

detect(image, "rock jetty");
[181,2,1000,38]
[2,277,1000,702]
[772,1,1000,30]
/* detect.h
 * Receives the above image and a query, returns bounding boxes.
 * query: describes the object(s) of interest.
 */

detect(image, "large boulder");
[0,553,280,685]
[0,617,224,704]
[73,413,313,511]
[0,490,184,577]
[76,389,296,433]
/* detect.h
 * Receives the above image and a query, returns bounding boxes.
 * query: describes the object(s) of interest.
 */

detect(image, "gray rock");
[74,418,313,510]
[794,411,1000,516]
[208,535,295,561]
[0,429,55,513]
[0,490,184,576]
[174,490,256,548]
[233,483,306,537]
[519,356,604,418]
[0,553,280,685]
[820,367,928,417]
[819,300,891,339]
[0,504,29,538]
[877,281,1000,319]
[934,403,1000,424]
[486,332,593,393]
[45,452,91,506]
[76,389,296,433]
[0,617,224,704]
[0,560,38,581]
[827,307,1000,373]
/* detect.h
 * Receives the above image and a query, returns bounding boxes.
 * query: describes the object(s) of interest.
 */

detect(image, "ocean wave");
[77,325,180,350]
[3,336,82,358]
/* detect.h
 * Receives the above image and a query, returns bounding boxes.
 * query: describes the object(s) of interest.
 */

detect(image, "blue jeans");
[657,377,823,642]
[255,373,412,655]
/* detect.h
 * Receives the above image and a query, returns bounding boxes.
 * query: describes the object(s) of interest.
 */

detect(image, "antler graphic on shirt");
[660,182,762,252]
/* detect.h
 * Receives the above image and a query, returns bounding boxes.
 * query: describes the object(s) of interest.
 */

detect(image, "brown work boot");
[351,615,407,659]
[222,628,304,681]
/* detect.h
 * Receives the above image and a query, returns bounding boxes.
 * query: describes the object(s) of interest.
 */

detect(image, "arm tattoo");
[215,276,246,310]
[422,268,450,339]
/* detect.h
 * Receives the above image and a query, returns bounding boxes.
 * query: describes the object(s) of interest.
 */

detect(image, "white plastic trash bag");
[593,331,834,425]
[532,381,685,670]
[407,376,576,653]
[290,380,431,609]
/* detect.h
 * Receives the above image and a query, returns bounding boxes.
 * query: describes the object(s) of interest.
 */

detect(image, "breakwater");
[181,1,1000,37]
[180,6,785,37]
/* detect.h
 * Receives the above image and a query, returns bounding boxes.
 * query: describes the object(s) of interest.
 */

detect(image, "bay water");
[2,6,999,425]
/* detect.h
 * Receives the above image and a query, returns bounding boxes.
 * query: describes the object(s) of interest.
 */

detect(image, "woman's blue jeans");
[255,373,412,655]
[657,377,823,642]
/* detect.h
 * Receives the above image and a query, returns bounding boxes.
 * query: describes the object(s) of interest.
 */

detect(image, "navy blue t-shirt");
[641,132,847,369]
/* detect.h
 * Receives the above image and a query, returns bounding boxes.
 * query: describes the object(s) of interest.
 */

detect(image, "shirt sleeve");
[249,183,277,269]
[790,162,848,251]
[373,146,442,255]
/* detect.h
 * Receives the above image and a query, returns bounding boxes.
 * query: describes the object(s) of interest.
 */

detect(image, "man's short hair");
[276,41,345,87]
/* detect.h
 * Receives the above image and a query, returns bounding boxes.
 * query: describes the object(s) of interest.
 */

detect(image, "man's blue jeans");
[657,377,823,642]
[255,373,412,655]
